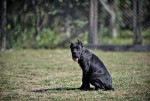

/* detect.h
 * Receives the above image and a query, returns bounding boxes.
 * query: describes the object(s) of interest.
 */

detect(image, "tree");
[0,0,7,51]
[32,0,41,41]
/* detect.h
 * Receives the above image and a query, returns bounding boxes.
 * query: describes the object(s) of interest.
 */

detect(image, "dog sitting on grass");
[70,40,114,91]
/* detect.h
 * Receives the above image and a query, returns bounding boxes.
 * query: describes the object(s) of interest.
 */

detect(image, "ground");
[0,49,150,101]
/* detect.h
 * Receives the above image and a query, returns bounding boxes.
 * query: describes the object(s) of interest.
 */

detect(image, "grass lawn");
[0,49,150,101]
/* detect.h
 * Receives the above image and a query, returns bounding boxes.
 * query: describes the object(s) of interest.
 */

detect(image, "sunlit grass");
[0,49,150,101]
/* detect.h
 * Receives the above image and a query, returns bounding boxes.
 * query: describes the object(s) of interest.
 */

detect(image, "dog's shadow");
[31,88,79,93]
[31,87,95,93]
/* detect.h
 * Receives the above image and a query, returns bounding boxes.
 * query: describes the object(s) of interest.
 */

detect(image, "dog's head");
[70,40,83,62]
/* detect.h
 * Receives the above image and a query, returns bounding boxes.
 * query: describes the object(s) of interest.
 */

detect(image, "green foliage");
[74,20,87,28]
[142,29,150,45]
[99,29,150,45]
[99,37,132,45]
[36,29,67,48]
[7,24,24,49]
[22,28,68,49]
[119,30,133,38]
[142,29,150,39]
[4,0,150,49]
[98,29,133,45]
[99,24,110,37]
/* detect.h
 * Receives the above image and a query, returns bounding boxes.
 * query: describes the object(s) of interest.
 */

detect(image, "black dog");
[70,40,114,91]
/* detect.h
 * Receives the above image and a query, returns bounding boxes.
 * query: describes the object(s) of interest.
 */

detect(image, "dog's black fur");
[70,40,114,91]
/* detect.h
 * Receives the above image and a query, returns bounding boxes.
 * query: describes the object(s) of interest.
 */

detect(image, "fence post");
[133,0,142,45]
[88,0,98,45]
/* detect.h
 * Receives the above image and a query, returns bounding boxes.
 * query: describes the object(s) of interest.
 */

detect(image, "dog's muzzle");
[73,56,79,62]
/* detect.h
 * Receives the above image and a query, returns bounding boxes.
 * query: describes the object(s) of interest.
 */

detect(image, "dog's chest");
[78,59,90,70]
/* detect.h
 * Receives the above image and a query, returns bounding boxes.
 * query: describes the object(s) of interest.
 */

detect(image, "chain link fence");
[33,0,150,46]
[1,0,150,49]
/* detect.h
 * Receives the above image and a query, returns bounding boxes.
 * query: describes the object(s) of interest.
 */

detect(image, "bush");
[119,30,133,38]
[142,29,150,39]
[142,29,150,45]
[35,29,68,48]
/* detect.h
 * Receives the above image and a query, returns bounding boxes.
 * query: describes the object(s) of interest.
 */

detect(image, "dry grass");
[0,49,150,101]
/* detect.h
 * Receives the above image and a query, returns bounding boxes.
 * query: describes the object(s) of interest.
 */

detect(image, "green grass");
[0,49,150,101]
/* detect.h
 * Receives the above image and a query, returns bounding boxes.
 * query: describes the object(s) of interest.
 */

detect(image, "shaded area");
[30,87,96,93]
[31,88,78,92]
[87,45,150,52]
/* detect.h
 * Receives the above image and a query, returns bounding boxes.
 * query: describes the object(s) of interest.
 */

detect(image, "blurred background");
[0,0,150,50]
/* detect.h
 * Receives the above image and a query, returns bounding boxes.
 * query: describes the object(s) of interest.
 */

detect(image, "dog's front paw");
[79,85,90,91]
[79,87,88,91]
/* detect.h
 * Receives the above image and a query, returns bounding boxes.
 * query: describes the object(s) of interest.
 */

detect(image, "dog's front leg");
[80,71,90,90]
[79,62,90,90]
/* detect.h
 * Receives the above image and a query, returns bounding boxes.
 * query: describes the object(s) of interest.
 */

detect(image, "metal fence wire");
[1,0,150,49]
[34,0,149,45]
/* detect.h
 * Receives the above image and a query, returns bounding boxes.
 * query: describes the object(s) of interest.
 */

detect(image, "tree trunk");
[133,0,142,45]
[23,0,27,33]
[35,9,40,39]
[0,0,7,51]
[88,0,98,45]
[32,0,41,41]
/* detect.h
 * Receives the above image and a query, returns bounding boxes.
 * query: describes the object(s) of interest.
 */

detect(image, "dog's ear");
[77,39,83,47]
[70,42,73,48]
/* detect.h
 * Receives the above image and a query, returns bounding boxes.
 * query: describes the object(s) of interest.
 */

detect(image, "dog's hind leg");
[90,80,105,90]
